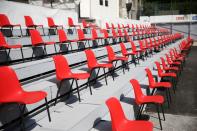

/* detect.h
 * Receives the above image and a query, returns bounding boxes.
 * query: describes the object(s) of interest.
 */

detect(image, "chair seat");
[124,52,136,56]
[152,82,172,88]
[120,120,153,131]
[138,95,164,104]
[59,72,90,80]
[110,56,128,62]
[1,44,22,49]
[1,91,47,104]
[70,73,90,80]
[161,72,177,78]
[94,63,113,69]
[165,66,179,71]
[44,42,56,45]
[171,61,181,65]
[68,39,79,42]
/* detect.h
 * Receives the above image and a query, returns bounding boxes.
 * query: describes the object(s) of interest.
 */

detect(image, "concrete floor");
[92,45,197,131]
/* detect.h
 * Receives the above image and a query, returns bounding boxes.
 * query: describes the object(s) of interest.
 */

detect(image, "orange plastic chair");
[106,97,153,131]
[0,66,51,130]
[53,55,92,103]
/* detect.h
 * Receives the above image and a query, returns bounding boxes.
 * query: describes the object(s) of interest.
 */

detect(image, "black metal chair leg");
[20,48,24,62]
[156,104,162,130]
[160,104,165,121]
[167,88,172,102]
[75,79,81,102]
[54,80,63,106]
[18,104,26,131]
[87,78,92,95]
[45,98,51,122]
[103,68,108,85]
[165,89,170,108]
[151,88,156,95]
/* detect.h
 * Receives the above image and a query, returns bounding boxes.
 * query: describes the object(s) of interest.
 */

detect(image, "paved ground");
[92,44,197,131]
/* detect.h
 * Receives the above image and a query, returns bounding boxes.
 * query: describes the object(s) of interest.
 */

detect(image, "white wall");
[80,0,119,19]
[0,0,78,28]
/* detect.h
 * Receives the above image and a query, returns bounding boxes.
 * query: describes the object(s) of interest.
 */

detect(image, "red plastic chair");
[29,29,56,58]
[77,29,93,48]
[155,61,177,93]
[0,32,24,61]
[47,17,63,35]
[91,28,105,45]
[145,68,172,107]
[106,46,128,74]
[0,14,23,37]
[85,49,114,85]
[106,97,153,131]
[57,29,73,52]
[24,16,45,36]
[102,29,113,44]
[0,66,51,130]
[53,55,92,103]
[160,57,179,72]
[120,43,137,66]
[130,79,165,130]
[68,17,81,33]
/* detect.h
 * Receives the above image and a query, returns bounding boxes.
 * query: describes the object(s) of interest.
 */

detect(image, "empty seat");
[85,49,114,85]
[0,66,51,130]
[29,29,56,58]
[0,32,24,62]
[24,16,45,36]
[130,79,165,130]
[47,17,63,35]
[106,97,153,131]
[53,55,92,103]
[0,14,23,37]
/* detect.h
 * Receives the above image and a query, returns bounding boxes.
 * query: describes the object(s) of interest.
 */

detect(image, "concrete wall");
[0,0,78,28]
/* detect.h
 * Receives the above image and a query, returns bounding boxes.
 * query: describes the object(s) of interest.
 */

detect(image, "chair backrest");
[91,28,98,39]
[130,79,144,105]
[118,24,121,29]
[82,20,88,28]
[106,23,110,29]
[47,17,55,27]
[0,32,8,47]
[139,40,144,49]
[102,29,109,38]
[0,14,11,26]
[111,23,115,29]
[118,29,123,36]
[0,66,23,103]
[84,49,98,69]
[77,29,85,40]
[106,46,116,62]
[68,17,74,27]
[160,57,168,70]
[29,29,44,46]
[130,40,137,52]
[106,97,126,131]
[111,29,117,37]
[58,29,68,43]
[24,16,35,27]
[165,53,172,64]
[53,55,72,81]
[145,68,156,88]
[120,43,128,56]
[155,61,163,77]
